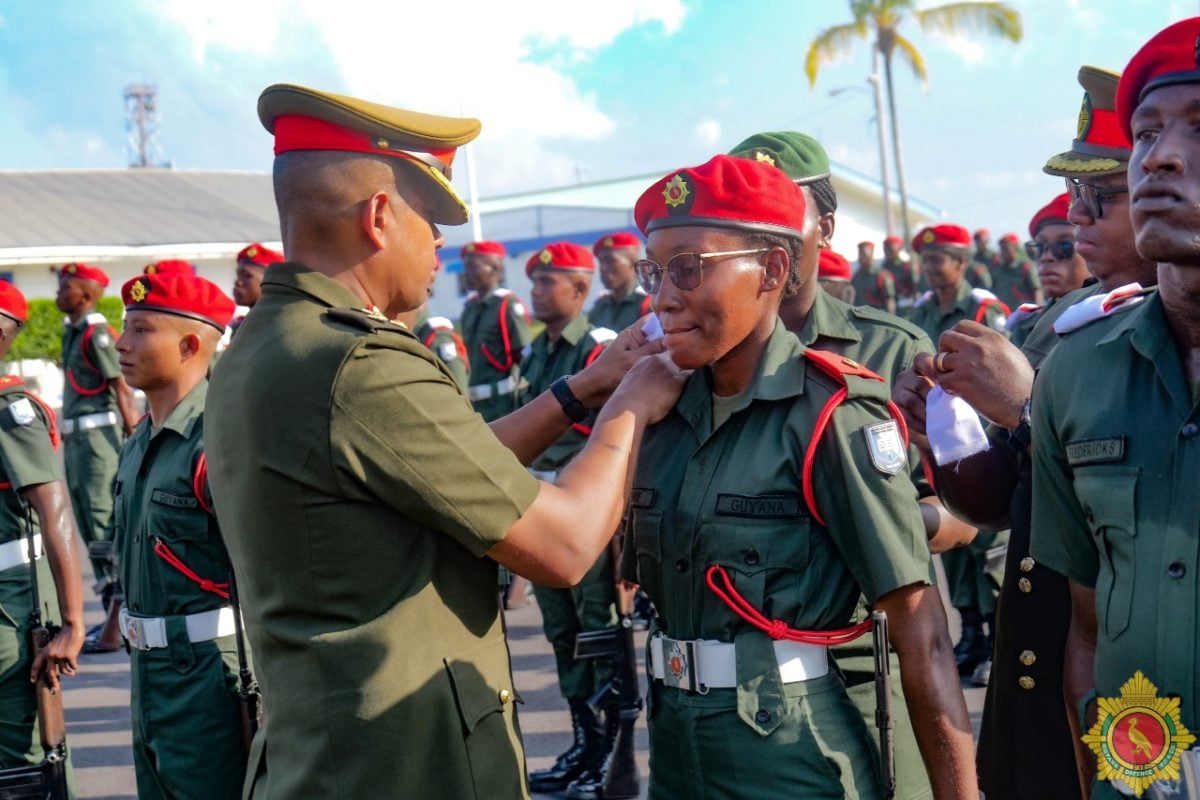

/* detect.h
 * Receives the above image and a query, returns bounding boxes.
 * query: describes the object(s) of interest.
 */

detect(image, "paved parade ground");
[63,560,985,799]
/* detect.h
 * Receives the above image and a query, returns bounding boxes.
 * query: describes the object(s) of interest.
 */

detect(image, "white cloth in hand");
[925,386,990,466]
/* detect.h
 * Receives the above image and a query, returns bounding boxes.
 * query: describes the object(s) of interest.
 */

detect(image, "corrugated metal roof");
[0,169,278,249]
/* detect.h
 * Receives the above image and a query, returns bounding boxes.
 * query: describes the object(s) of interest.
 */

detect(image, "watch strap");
[550,375,589,424]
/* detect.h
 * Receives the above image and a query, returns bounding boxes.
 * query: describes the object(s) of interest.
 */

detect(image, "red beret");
[634,154,808,239]
[236,243,284,268]
[883,235,904,246]
[121,274,236,331]
[1029,193,1072,238]
[592,231,642,254]
[145,259,197,276]
[525,242,596,278]
[999,233,1020,245]
[1117,17,1200,141]
[974,228,990,238]
[461,241,506,259]
[60,262,110,287]
[0,281,28,324]
[911,224,972,254]
[857,240,874,248]
[817,250,852,282]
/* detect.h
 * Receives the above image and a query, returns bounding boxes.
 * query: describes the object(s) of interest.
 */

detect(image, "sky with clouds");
[0,0,1195,239]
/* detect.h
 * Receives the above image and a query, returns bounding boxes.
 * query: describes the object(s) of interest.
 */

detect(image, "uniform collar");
[262,262,371,312]
[151,379,207,439]
[535,313,589,353]
[675,319,806,435]
[793,289,862,349]
[941,280,974,315]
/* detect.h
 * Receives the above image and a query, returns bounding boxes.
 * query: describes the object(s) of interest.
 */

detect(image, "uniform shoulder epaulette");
[1006,303,1043,332]
[803,349,886,387]
[85,311,109,326]
[970,287,1001,304]
[587,327,617,345]
[493,288,513,297]
[1052,283,1152,335]
[0,374,26,396]
[324,307,408,334]
[465,290,479,303]
[847,305,928,341]
[595,290,612,300]
[425,315,455,331]
[914,290,933,308]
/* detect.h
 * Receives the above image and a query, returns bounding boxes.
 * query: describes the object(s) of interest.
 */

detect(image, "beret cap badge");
[129,279,149,303]
[246,246,258,258]
[754,151,776,166]
[922,230,936,244]
[663,174,691,209]
[604,237,614,248]
[539,249,553,264]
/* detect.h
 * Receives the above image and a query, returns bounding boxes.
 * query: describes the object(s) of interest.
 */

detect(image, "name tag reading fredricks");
[715,494,803,519]
[1064,437,1125,466]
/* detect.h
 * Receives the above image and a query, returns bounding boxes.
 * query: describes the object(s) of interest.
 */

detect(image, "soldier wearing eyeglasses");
[989,234,1044,310]
[891,64,1158,800]
[621,153,977,800]
[1007,194,1091,348]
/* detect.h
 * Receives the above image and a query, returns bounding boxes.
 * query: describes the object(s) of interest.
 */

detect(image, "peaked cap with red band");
[817,250,852,282]
[525,242,596,278]
[1029,193,1072,238]
[0,281,28,324]
[634,154,808,239]
[258,83,481,226]
[122,274,236,331]
[145,259,197,276]
[911,224,972,254]
[461,241,506,260]
[593,231,642,254]
[1116,17,1200,141]
[60,262,110,287]
[236,243,284,268]
[1045,66,1129,178]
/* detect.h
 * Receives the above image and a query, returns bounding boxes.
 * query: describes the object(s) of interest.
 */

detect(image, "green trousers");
[0,561,74,794]
[647,672,883,800]
[63,427,122,585]
[942,530,1005,613]
[533,549,617,700]
[130,630,247,800]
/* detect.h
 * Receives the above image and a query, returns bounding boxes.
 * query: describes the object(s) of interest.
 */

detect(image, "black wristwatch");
[550,375,589,423]
[1006,398,1032,451]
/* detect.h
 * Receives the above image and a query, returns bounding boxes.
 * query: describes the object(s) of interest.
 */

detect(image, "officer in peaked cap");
[204,83,682,800]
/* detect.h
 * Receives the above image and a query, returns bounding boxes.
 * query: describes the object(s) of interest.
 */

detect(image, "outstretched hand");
[569,315,667,408]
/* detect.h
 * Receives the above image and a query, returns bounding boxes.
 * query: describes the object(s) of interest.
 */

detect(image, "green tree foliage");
[6,297,124,363]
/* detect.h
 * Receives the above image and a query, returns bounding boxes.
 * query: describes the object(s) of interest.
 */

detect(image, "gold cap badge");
[1077,93,1092,139]
[754,151,776,166]
[129,279,149,303]
[1084,671,1196,796]
[663,174,691,209]
[922,231,936,244]
[247,246,258,258]
[539,249,553,265]
[603,237,614,248]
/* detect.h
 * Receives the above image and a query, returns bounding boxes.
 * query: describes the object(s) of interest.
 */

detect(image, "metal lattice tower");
[124,84,164,168]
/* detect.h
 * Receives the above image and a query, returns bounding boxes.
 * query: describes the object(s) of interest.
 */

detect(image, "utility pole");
[124,84,167,168]
[869,51,895,238]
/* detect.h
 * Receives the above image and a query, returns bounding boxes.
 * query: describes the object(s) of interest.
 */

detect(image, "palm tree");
[805,1,1022,246]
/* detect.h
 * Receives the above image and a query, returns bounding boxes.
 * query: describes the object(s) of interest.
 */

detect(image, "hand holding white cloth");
[925,385,990,466]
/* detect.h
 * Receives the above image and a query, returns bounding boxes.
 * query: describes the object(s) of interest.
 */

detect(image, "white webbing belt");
[0,535,40,571]
[119,606,237,651]
[649,634,828,692]
[467,376,517,401]
[61,411,119,435]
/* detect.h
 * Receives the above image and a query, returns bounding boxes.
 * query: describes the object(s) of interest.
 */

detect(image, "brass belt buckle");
[662,638,700,693]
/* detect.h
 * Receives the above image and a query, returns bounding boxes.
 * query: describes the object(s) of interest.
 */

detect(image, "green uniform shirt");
[588,286,650,332]
[965,261,994,290]
[1020,282,1102,370]
[514,315,612,473]
[989,257,1041,309]
[1006,302,1046,350]
[620,321,933,733]
[61,312,121,418]
[1031,291,1200,735]
[414,308,469,392]
[207,263,539,800]
[460,288,532,414]
[850,264,896,311]
[114,381,229,618]
[0,378,59,544]
[909,281,1009,345]
[882,257,922,314]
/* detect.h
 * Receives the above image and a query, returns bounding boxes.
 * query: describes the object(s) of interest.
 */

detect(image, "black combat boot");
[528,697,600,793]
[954,608,988,676]
[564,700,623,799]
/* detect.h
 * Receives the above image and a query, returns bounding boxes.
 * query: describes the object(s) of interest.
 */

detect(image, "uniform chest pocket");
[147,502,220,596]
[629,508,662,590]
[698,516,810,625]
[1074,467,1138,642]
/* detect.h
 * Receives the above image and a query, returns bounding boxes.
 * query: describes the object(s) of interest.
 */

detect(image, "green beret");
[728,131,831,185]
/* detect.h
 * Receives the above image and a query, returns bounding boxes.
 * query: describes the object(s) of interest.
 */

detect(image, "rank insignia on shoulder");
[8,397,36,426]
[1083,671,1196,797]
[863,420,906,475]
